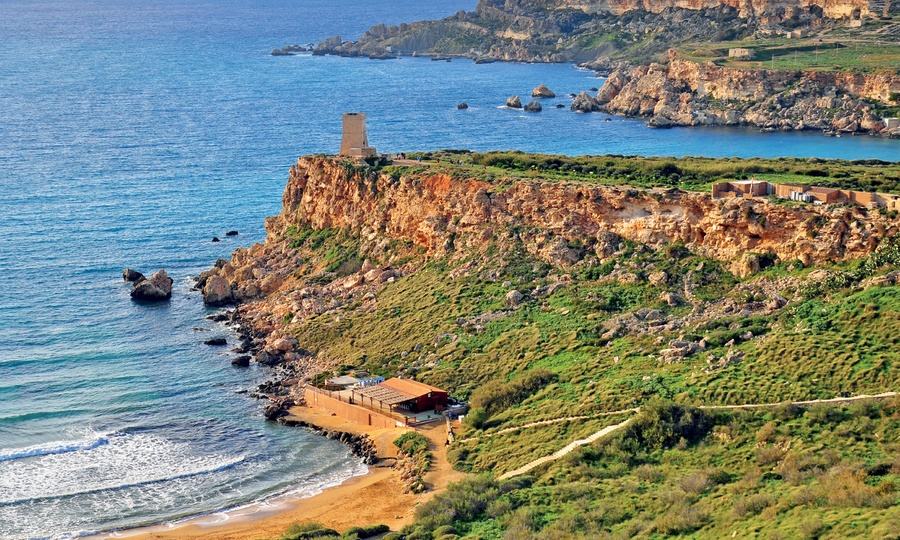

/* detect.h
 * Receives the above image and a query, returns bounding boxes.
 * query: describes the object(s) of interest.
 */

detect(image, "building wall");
[304,387,402,429]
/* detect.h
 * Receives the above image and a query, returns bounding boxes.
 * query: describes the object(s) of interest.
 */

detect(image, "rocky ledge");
[583,51,900,137]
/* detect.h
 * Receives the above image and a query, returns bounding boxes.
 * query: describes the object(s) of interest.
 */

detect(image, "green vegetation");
[395,432,433,493]
[394,151,900,195]
[395,399,900,539]
[276,154,898,538]
[280,522,390,540]
[678,37,900,73]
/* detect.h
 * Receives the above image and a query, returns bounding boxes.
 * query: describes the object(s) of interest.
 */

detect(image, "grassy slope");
[276,154,899,539]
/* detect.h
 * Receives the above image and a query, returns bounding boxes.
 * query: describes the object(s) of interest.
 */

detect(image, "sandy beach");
[104,407,464,540]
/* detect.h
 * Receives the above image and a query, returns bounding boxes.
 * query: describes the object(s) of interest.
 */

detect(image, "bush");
[615,400,712,457]
[394,432,430,457]
[653,503,708,534]
[733,493,774,517]
[463,408,489,430]
[412,475,500,534]
[344,524,390,539]
[469,369,558,417]
[280,522,340,540]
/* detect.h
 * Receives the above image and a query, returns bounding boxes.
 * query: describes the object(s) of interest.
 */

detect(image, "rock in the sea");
[231,355,251,367]
[457,102,469,110]
[531,84,555,98]
[204,337,227,346]
[505,96,522,109]
[122,268,145,283]
[524,100,542,113]
[225,230,239,236]
[555,103,565,108]
[130,270,173,301]
[212,237,220,243]
[570,91,600,112]
[203,275,234,306]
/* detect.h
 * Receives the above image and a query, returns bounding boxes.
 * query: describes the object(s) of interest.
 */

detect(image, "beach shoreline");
[98,406,462,540]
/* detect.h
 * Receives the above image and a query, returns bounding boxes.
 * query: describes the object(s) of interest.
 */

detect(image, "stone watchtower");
[339,112,376,158]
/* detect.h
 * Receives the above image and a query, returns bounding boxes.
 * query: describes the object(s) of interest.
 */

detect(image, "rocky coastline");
[193,155,897,407]
[582,51,900,137]
[294,0,899,138]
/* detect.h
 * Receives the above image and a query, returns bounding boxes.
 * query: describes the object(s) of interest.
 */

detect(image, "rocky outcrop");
[278,416,379,464]
[122,268,144,282]
[130,270,173,301]
[532,84,556,98]
[268,157,893,268]
[505,95,523,108]
[595,51,900,136]
[524,100,543,112]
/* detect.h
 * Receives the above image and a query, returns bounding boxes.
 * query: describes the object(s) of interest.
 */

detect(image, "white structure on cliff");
[340,112,376,158]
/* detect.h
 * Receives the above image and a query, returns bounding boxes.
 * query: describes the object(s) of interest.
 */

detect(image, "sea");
[0,0,897,538]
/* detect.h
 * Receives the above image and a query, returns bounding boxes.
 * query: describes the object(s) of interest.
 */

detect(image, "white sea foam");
[0,432,244,505]
[0,432,111,463]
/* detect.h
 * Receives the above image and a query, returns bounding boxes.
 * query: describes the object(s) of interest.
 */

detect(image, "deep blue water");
[0,0,897,538]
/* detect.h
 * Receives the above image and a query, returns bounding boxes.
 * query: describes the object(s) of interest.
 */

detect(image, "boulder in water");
[130,270,173,301]
[457,102,469,110]
[212,237,220,243]
[231,355,251,367]
[524,100,542,113]
[203,275,234,306]
[225,230,239,236]
[531,84,555,98]
[505,96,522,109]
[204,337,227,346]
[122,268,145,283]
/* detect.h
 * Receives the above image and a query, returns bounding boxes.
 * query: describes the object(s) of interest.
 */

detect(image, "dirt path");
[457,408,639,443]
[498,418,634,480]
[492,391,897,480]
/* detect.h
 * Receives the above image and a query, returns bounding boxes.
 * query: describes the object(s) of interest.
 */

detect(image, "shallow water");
[0,0,897,538]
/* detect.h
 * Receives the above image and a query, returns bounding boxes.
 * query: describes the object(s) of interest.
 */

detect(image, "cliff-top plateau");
[201,151,900,539]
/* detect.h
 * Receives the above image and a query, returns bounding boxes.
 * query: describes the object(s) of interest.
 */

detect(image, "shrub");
[615,400,712,457]
[394,432,430,457]
[344,524,390,539]
[733,493,774,517]
[755,421,777,443]
[412,475,499,533]
[635,464,665,483]
[462,407,489,430]
[653,503,708,534]
[756,445,787,466]
[280,522,339,540]
[469,369,558,417]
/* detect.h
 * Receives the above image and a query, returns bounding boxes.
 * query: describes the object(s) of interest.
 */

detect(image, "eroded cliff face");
[230,157,894,287]
[593,52,900,135]
[199,156,896,383]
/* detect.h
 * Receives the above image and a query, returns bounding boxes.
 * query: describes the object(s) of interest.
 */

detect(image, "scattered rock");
[204,337,227,346]
[226,230,239,236]
[231,355,251,367]
[531,84,556,98]
[122,268,145,283]
[457,102,469,110]
[212,237,221,243]
[505,289,524,306]
[505,96,522,109]
[130,270,173,302]
[524,100,542,113]
[570,91,600,112]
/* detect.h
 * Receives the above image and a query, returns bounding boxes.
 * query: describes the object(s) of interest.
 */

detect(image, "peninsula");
[301,0,900,136]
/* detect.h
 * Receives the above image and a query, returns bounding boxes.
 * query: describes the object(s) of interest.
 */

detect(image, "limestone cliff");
[200,156,896,385]
[592,51,900,135]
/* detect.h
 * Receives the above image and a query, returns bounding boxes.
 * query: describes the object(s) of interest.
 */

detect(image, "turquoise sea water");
[0,1,897,538]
